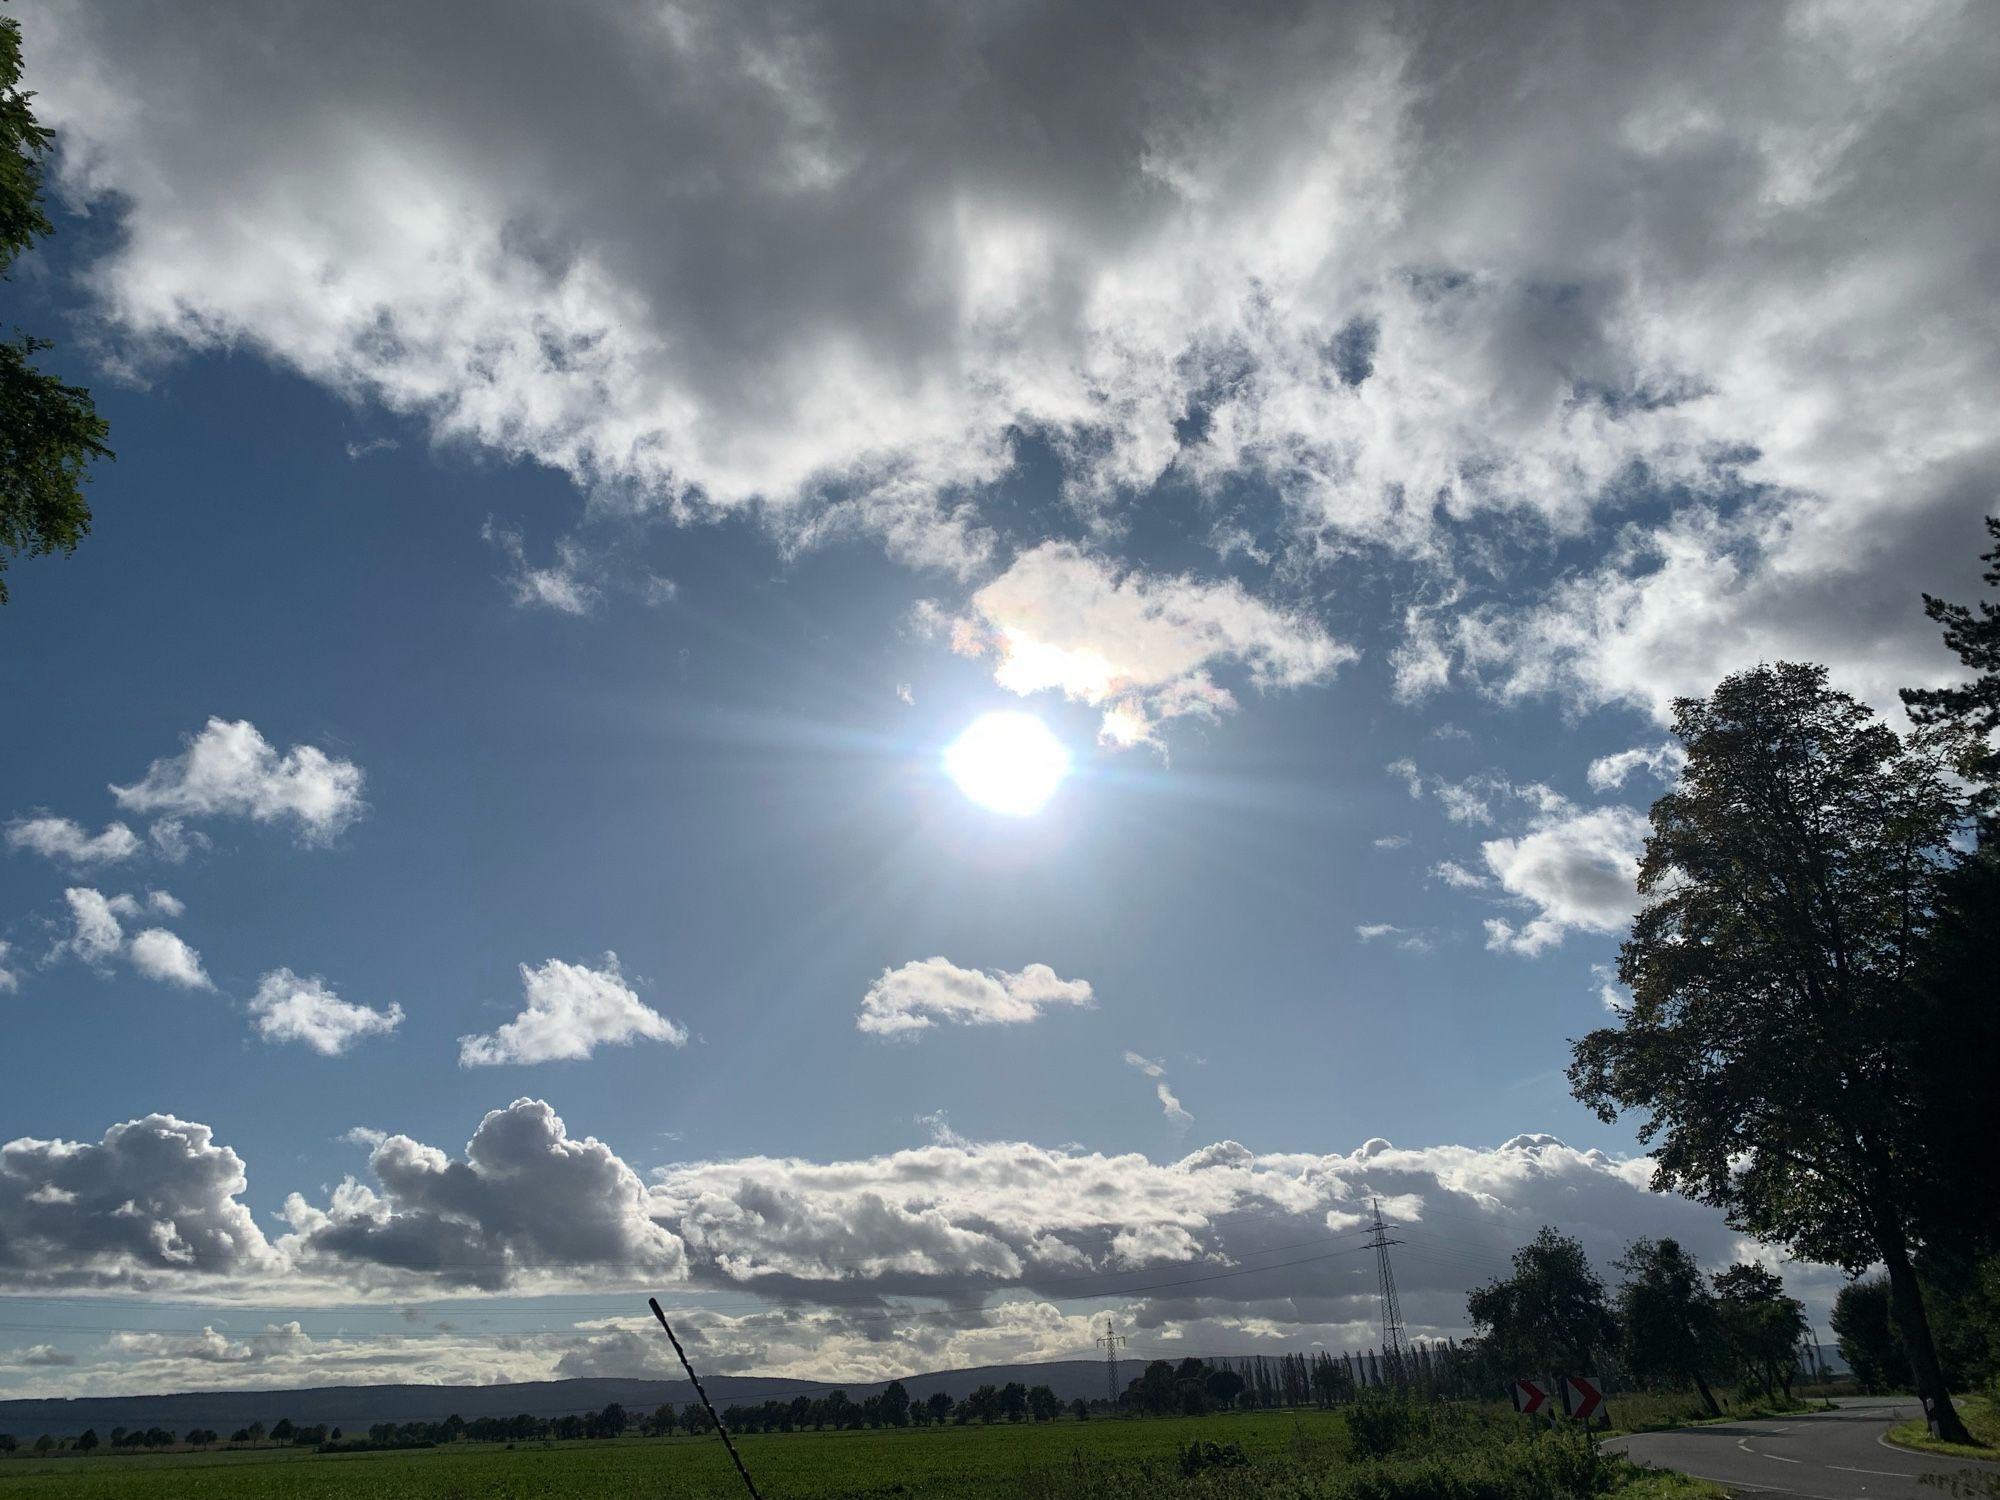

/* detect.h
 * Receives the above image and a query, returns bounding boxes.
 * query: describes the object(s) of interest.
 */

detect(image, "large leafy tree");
[1466,1226,1619,1378]
[1570,662,1975,1443]
[1615,1238,1724,1416]
[0,15,111,605]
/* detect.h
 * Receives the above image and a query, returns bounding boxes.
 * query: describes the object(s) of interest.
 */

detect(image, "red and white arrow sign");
[1562,1375,1603,1421]
[1511,1378,1548,1415]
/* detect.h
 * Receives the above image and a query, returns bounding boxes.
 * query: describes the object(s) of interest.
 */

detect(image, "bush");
[1176,1440,1250,1476]
[1346,1396,1420,1459]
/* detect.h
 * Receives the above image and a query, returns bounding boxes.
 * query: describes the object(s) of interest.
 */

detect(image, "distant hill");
[0,1360,1111,1437]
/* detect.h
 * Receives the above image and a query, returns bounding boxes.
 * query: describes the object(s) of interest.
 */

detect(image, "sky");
[1,0,1995,1397]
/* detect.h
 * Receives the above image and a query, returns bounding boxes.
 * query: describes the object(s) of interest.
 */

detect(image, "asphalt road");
[1610,1398,2000,1498]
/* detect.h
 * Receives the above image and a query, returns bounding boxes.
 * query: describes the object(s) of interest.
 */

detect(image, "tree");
[1070,1397,1089,1421]
[0,17,112,606]
[1026,1385,1060,1422]
[0,1433,15,1454]
[74,1429,97,1453]
[879,1379,911,1427]
[1903,515,2000,828]
[924,1391,952,1427]
[1616,1238,1724,1415]
[1832,1277,1910,1393]
[998,1382,1028,1423]
[1204,1367,1246,1410]
[1570,662,1976,1444]
[33,1434,52,1455]
[1466,1227,1619,1377]
[1712,1263,1807,1401]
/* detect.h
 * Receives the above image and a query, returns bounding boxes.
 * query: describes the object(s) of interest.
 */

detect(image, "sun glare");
[944,712,1071,816]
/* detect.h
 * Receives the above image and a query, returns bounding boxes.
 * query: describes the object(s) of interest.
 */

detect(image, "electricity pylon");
[1364,1198,1407,1382]
[1095,1317,1127,1405]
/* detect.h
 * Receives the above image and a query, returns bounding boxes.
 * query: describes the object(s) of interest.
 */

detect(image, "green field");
[0,1407,1718,1500]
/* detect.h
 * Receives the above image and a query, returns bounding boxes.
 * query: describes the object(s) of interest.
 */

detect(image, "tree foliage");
[1570,661,1974,1442]
[1614,1238,1724,1415]
[1903,515,2000,826]
[1711,1263,1806,1401]
[0,15,112,605]
[1465,1227,1619,1376]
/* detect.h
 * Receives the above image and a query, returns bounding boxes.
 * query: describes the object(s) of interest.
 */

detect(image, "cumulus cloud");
[1,1103,1846,1380]
[1480,805,1649,956]
[282,1098,687,1291]
[57,887,209,987]
[948,543,1350,748]
[459,953,686,1066]
[249,968,403,1056]
[857,958,1094,1036]
[1430,860,1489,890]
[146,818,208,863]
[111,718,366,844]
[1586,743,1686,792]
[126,927,212,990]
[4,815,140,865]
[0,942,20,994]
[0,1114,281,1290]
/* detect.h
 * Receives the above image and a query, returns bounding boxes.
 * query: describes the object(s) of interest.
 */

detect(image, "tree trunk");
[1691,1365,1723,1418]
[1879,1232,1973,1444]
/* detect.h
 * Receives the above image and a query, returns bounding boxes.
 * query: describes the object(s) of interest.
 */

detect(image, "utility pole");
[1364,1198,1407,1383]
[1096,1318,1127,1407]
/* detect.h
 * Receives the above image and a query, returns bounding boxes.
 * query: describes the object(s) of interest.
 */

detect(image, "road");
[1610,1398,2000,1498]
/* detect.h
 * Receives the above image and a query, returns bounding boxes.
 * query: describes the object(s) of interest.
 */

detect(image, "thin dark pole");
[648,1297,763,1500]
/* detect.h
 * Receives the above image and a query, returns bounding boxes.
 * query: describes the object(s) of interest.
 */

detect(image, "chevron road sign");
[1561,1374,1604,1421]
[1511,1378,1549,1415]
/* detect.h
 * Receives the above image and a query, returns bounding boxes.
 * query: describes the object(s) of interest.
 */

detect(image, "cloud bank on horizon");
[0,1101,1840,1393]
[22,0,1997,725]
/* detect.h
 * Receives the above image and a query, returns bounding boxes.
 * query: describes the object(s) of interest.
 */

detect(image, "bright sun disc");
[944,712,1071,816]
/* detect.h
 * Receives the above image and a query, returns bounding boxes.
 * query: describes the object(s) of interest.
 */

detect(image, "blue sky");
[2,0,1994,1395]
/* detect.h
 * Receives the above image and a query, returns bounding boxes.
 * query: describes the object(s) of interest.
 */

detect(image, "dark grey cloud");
[0,1114,280,1289]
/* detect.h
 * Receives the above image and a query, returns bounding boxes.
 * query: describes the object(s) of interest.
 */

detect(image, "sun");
[944,712,1071,816]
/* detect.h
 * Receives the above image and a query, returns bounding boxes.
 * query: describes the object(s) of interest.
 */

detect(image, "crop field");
[0,1407,1717,1500]
[0,1412,1347,1500]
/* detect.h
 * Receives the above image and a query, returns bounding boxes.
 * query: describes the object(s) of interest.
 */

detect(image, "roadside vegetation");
[1887,1393,2000,1463]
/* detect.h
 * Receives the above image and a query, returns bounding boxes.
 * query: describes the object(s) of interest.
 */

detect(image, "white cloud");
[57,887,209,988]
[249,968,403,1056]
[0,941,20,994]
[857,957,1093,1036]
[111,718,366,844]
[1356,923,1432,954]
[1431,860,1489,890]
[127,928,212,990]
[481,518,599,615]
[4,815,140,865]
[459,953,686,1066]
[61,886,129,967]
[1155,1081,1193,1128]
[1122,1050,1167,1078]
[1591,963,1632,1014]
[147,818,208,863]
[282,1098,687,1292]
[948,543,1352,748]
[21,0,1997,719]
[1481,805,1649,956]
[1586,743,1686,792]
[1372,833,1410,849]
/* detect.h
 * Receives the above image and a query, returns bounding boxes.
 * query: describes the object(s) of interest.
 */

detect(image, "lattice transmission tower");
[1095,1318,1127,1405]
[1364,1198,1407,1382]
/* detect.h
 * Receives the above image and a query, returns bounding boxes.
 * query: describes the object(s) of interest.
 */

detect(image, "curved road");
[1610,1398,2000,1498]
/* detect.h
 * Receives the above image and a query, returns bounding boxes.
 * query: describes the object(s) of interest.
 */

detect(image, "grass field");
[0,1406,1721,1500]
[1886,1393,2000,1462]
